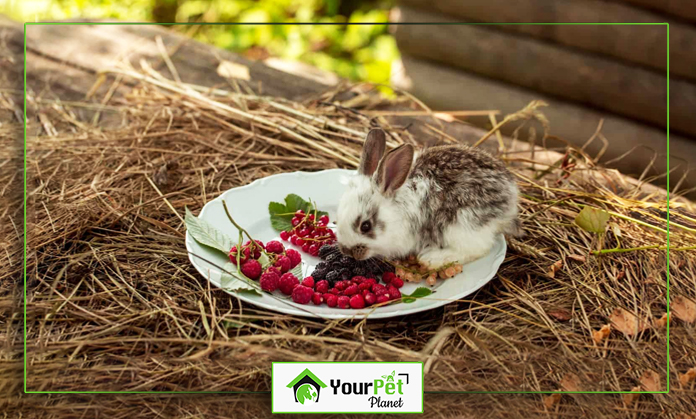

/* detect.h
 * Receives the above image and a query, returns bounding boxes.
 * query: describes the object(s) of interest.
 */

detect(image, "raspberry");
[241,259,262,280]
[382,272,396,284]
[278,273,299,295]
[324,293,338,307]
[387,286,401,300]
[344,284,358,296]
[315,280,329,294]
[362,289,371,296]
[337,295,350,309]
[312,292,324,305]
[291,285,313,304]
[376,295,390,304]
[335,281,348,291]
[358,282,372,292]
[280,231,290,241]
[265,266,281,277]
[364,292,376,306]
[229,246,248,265]
[285,249,302,268]
[328,288,339,295]
[352,276,367,284]
[259,271,280,292]
[265,240,285,254]
[301,276,315,288]
[391,277,404,288]
[372,283,387,295]
[349,294,365,309]
[275,255,292,273]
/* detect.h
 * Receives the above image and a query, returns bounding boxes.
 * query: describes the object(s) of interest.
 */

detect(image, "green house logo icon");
[286,368,328,405]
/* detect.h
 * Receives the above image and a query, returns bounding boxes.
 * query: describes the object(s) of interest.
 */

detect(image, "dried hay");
[2,62,696,418]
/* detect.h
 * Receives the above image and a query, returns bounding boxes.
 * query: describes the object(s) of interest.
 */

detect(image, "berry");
[265,240,285,254]
[325,271,339,283]
[259,272,280,292]
[315,280,329,294]
[312,292,324,305]
[308,214,315,222]
[302,243,310,253]
[376,295,390,304]
[312,268,327,280]
[344,284,359,296]
[362,288,371,296]
[335,281,348,291]
[337,295,350,309]
[319,244,336,259]
[229,246,248,265]
[265,266,281,277]
[325,253,339,263]
[278,273,299,295]
[291,285,313,304]
[328,287,340,295]
[296,238,305,246]
[352,276,367,284]
[324,293,338,307]
[382,272,396,284]
[391,277,404,288]
[285,249,302,268]
[358,282,372,292]
[290,235,298,245]
[364,292,376,306]
[275,255,292,273]
[387,286,401,300]
[291,218,301,227]
[308,244,319,255]
[349,294,366,309]
[301,276,315,288]
[280,231,290,241]
[295,210,305,217]
[372,283,388,296]
[298,228,310,238]
[319,215,329,224]
[241,259,262,280]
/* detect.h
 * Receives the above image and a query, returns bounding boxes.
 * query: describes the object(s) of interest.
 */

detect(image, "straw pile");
[3,62,696,418]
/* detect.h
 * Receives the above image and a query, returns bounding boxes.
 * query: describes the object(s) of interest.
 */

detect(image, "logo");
[273,362,423,413]
[286,368,327,405]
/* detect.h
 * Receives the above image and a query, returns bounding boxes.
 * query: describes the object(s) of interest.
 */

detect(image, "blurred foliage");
[3,0,399,84]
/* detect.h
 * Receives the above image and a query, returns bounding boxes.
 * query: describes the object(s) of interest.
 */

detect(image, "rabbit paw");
[417,247,461,270]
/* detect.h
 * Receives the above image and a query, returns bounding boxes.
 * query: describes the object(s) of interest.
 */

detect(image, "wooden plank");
[396,0,696,82]
[393,54,696,199]
[611,0,696,24]
[394,6,696,137]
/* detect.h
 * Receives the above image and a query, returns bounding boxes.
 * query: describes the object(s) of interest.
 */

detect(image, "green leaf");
[290,261,303,280]
[575,206,610,234]
[268,194,328,232]
[220,262,261,295]
[185,207,236,254]
[401,287,433,303]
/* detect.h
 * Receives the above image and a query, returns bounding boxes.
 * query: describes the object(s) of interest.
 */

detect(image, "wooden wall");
[391,0,696,198]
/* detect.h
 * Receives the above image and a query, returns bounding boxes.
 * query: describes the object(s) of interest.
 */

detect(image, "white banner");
[272,362,423,414]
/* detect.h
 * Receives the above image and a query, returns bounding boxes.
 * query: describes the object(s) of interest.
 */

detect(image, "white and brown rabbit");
[336,128,522,269]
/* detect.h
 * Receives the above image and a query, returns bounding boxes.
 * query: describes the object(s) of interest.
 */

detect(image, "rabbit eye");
[360,221,372,234]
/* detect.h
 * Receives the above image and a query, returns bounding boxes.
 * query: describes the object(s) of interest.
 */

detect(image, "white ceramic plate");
[185,169,506,319]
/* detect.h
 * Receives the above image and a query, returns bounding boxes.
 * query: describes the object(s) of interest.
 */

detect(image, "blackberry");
[325,270,339,283]
[325,253,340,263]
[331,262,343,271]
[341,271,352,281]
[340,255,355,266]
[312,268,327,280]
[318,244,337,259]
[315,261,328,271]
[352,266,366,277]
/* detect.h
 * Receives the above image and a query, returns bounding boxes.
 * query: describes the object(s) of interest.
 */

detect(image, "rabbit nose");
[351,245,368,260]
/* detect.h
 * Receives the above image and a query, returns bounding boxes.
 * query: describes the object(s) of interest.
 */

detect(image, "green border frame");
[22,22,671,395]
[271,362,424,414]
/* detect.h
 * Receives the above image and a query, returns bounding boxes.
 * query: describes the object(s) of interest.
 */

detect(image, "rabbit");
[336,128,522,269]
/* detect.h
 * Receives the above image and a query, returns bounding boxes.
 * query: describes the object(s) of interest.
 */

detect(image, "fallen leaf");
[560,373,581,392]
[610,308,649,337]
[548,308,572,322]
[548,260,563,278]
[672,296,696,323]
[612,223,622,237]
[567,254,586,263]
[679,367,696,387]
[543,393,561,409]
[593,324,611,344]
[216,60,250,80]
[639,370,660,392]
[654,313,670,328]
[575,206,610,234]
[622,386,641,406]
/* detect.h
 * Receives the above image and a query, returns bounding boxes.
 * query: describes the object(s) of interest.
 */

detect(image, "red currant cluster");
[267,271,404,308]
[229,240,301,281]
[279,210,336,256]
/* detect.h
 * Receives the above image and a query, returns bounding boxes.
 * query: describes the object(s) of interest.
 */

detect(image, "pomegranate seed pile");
[279,210,336,256]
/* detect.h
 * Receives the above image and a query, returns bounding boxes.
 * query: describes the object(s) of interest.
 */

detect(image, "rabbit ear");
[376,144,414,196]
[358,129,387,176]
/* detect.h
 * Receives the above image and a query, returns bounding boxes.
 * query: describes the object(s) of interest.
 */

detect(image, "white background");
[272,362,423,413]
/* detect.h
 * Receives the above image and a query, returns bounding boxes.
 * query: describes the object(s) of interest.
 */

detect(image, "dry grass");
[2,63,696,418]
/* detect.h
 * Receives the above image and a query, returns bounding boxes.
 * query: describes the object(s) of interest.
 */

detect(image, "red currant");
[280,231,290,241]
[319,215,329,224]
